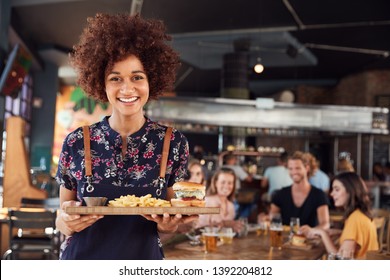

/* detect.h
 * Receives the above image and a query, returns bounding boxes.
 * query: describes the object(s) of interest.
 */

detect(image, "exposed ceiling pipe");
[283,0,390,31]
[130,0,143,16]
[282,0,305,29]
[305,43,390,57]
[174,66,193,88]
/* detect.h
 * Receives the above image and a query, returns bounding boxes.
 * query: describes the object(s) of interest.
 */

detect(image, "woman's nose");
[120,82,135,94]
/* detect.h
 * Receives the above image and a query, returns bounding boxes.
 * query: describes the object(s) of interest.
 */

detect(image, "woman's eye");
[109,77,121,82]
[133,75,144,81]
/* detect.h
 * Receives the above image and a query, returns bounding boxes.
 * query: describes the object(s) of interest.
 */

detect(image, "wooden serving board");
[64,206,220,215]
[282,238,321,251]
[174,240,223,252]
[282,242,313,251]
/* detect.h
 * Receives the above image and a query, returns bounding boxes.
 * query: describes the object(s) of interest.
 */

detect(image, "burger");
[291,234,306,246]
[171,181,206,207]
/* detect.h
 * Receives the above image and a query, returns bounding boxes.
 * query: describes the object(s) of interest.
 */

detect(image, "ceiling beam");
[10,0,86,7]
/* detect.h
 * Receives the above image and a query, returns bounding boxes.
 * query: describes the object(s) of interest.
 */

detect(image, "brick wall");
[296,70,390,106]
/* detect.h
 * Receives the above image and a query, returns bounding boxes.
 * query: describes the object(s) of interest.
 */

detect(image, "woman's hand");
[300,225,323,239]
[221,220,243,233]
[142,213,199,233]
[57,200,104,236]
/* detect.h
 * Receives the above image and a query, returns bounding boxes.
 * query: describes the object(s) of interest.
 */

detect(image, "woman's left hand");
[142,213,199,233]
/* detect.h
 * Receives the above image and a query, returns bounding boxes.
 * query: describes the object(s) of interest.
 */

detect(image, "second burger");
[171,181,206,207]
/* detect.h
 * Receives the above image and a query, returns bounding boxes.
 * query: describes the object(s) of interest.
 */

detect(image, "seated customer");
[197,168,243,233]
[303,172,378,259]
[187,159,206,185]
[268,151,330,229]
[261,151,292,201]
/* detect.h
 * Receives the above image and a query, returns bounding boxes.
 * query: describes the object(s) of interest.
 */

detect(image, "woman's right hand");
[58,200,104,236]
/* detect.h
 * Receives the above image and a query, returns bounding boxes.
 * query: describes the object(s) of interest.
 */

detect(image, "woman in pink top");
[198,168,242,233]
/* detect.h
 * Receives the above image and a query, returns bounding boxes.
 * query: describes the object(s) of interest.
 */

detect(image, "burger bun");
[172,181,206,191]
[190,200,206,207]
[170,199,192,207]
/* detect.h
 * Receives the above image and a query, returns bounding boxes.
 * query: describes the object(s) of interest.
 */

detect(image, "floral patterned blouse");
[56,116,189,259]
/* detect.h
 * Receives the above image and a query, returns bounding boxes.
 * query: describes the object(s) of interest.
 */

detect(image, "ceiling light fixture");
[254,57,264,74]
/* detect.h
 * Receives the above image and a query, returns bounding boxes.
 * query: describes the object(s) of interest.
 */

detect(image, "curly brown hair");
[69,13,180,102]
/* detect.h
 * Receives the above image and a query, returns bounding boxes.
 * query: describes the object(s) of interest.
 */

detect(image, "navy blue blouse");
[56,116,189,259]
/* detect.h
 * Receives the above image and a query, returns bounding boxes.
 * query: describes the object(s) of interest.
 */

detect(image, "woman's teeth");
[119,97,138,103]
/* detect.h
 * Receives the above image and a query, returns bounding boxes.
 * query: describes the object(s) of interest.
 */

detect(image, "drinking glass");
[219,227,234,245]
[289,217,300,237]
[202,232,218,253]
[269,213,283,249]
[238,217,248,237]
[256,221,268,236]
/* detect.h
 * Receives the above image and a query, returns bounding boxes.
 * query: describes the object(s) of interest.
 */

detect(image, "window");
[0,74,33,179]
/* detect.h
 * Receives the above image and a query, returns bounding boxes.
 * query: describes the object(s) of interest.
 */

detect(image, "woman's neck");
[108,113,146,137]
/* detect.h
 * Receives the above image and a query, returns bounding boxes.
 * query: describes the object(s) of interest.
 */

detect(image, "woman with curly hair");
[55,13,197,259]
[304,172,378,259]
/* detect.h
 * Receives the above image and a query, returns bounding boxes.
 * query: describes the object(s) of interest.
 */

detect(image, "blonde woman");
[197,168,243,233]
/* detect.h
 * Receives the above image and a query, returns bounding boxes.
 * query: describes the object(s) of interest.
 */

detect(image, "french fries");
[108,194,171,207]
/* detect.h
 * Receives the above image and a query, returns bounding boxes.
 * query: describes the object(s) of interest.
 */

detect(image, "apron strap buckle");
[85,175,94,193]
[156,177,165,197]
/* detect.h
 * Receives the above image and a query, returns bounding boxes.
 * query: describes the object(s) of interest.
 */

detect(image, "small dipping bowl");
[83,197,108,206]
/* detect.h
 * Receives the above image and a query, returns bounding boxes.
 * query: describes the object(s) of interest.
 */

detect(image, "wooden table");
[163,231,327,260]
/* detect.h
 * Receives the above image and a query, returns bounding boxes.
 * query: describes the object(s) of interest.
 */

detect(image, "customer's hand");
[142,213,199,233]
[300,225,324,239]
[58,200,104,236]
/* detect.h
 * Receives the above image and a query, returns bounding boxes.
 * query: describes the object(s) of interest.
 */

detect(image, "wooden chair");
[2,209,59,260]
[372,208,390,252]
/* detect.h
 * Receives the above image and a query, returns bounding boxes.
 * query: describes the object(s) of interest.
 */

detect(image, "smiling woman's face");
[105,54,149,119]
[215,173,235,197]
[331,179,350,208]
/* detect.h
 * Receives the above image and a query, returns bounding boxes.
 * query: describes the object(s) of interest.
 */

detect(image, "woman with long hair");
[197,168,242,233]
[303,172,378,259]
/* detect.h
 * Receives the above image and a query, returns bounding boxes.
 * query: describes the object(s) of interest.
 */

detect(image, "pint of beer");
[219,227,234,244]
[269,213,283,249]
[269,226,283,249]
[203,233,218,253]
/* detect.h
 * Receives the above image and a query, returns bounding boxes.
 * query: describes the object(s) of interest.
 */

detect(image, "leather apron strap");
[82,126,92,177]
[160,127,173,178]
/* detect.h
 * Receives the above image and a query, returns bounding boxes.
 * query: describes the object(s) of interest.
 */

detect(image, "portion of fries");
[108,194,171,207]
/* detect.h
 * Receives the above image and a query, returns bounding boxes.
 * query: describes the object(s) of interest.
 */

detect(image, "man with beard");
[269,151,330,230]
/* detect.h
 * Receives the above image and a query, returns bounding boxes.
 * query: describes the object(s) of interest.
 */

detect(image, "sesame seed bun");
[172,181,206,191]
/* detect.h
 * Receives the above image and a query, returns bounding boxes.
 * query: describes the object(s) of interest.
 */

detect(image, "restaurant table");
[163,230,328,260]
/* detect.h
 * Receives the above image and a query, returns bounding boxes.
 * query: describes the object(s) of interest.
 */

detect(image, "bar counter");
[163,230,328,260]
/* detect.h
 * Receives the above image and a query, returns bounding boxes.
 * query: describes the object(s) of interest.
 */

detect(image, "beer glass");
[289,217,300,237]
[202,232,218,253]
[238,217,248,237]
[219,227,234,244]
[269,213,283,249]
[256,221,268,236]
